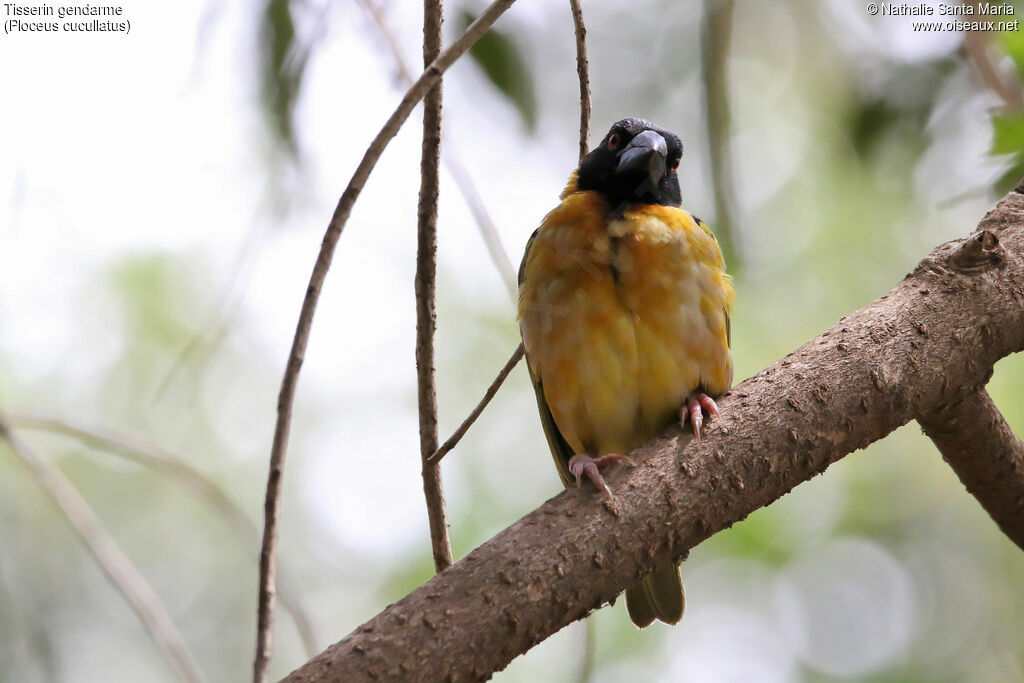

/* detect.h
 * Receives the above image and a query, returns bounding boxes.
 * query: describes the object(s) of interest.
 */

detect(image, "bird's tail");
[625,563,685,628]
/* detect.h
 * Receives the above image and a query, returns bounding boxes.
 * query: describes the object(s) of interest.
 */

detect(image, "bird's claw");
[681,392,720,442]
[568,453,635,499]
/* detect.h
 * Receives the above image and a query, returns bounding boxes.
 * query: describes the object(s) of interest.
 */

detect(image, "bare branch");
[355,0,415,84]
[356,0,518,298]
[569,0,591,163]
[283,187,1024,682]
[428,0,590,468]
[962,2,1024,109]
[254,1,519,679]
[919,389,1024,551]
[6,411,319,658]
[428,342,525,465]
[700,0,739,267]
[441,152,518,296]
[0,418,204,683]
[416,0,454,573]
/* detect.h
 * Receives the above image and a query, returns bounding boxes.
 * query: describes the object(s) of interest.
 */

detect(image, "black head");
[576,118,683,208]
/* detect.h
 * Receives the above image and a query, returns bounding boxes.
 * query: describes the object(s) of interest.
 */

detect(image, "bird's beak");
[616,130,668,183]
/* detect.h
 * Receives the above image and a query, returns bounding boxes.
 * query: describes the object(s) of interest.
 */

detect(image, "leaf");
[258,0,311,156]
[993,158,1024,195]
[990,113,1024,194]
[458,9,537,132]
[997,4,1024,82]
[991,112,1024,155]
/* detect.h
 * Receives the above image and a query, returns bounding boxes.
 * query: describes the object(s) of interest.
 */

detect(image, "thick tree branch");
[416,0,454,573]
[919,389,1024,550]
[254,2,518,679]
[284,187,1024,682]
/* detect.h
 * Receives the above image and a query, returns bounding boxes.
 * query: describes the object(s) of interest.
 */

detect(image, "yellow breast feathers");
[518,190,734,458]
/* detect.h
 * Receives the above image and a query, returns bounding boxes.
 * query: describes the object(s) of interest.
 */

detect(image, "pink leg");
[567,453,635,499]
[680,392,720,443]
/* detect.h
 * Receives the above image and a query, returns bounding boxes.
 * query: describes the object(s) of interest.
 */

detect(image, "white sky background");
[2,1,1021,681]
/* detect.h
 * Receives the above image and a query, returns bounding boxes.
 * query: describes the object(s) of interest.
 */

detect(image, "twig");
[355,0,517,297]
[254,1,519,680]
[919,388,1024,551]
[700,0,740,268]
[427,342,524,465]
[569,0,591,163]
[441,151,517,296]
[355,0,414,83]
[6,411,318,658]
[285,185,1024,683]
[0,417,204,683]
[962,2,1024,109]
[428,0,590,467]
[416,0,454,574]
[963,31,1022,108]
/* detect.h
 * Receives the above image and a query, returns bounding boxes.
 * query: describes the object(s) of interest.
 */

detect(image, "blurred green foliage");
[992,15,1024,192]
[458,8,538,132]
[258,0,310,156]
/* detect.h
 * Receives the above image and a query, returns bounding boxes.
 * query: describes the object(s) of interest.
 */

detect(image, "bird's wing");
[694,214,732,351]
[519,228,578,489]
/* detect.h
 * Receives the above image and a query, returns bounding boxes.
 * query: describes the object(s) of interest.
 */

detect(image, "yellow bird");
[517,118,735,627]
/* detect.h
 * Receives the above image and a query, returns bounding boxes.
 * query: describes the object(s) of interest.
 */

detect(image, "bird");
[517,117,734,628]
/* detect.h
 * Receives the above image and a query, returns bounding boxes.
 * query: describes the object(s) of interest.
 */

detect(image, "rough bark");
[568,0,590,163]
[285,187,1024,682]
[920,388,1024,550]
[416,0,454,573]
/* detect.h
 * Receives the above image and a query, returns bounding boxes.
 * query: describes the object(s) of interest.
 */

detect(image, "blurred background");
[2,0,1024,681]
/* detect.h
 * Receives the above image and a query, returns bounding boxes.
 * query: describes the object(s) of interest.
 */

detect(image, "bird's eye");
[607,133,620,150]
[669,157,680,171]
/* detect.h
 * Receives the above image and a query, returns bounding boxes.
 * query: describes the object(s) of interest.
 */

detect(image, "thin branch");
[964,31,1023,108]
[700,0,740,268]
[416,0,454,573]
[355,0,517,297]
[355,0,415,83]
[6,412,318,658]
[254,1,519,679]
[919,388,1024,551]
[0,417,204,683]
[962,2,1024,109]
[441,151,518,296]
[283,186,1024,682]
[428,0,590,467]
[427,342,524,465]
[569,0,591,163]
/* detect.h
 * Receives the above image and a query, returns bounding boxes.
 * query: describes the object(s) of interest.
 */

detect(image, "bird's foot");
[567,453,635,499]
[680,392,720,443]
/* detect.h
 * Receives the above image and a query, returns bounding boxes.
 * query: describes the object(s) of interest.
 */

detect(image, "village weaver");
[517,118,734,627]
